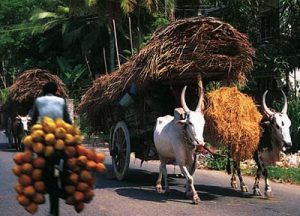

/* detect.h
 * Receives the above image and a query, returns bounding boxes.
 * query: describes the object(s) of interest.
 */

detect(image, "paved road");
[0,132,300,216]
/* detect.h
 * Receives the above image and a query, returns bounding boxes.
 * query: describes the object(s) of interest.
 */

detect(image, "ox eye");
[276,124,280,129]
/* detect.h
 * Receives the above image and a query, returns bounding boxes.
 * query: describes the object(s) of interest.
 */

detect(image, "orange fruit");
[23,186,36,197]
[30,124,43,133]
[18,174,32,186]
[32,142,44,154]
[17,194,30,206]
[13,153,24,165]
[32,169,43,181]
[32,157,46,169]
[14,183,24,194]
[55,127,66,139]
[23,135,33,148]
[21,163,33,175]
[44,146,54,157]
[54,139,65,150]
[95,152,105,163]
[73,191,84,202]
[95,163,106,173]
[32,193,45,204]
[45,133,56,145]
[12,165,22,176]
[34,181,46,193]
[25,202,38,214]
[31,130,44,142]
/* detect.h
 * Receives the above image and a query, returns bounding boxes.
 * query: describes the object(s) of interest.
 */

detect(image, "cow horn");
[281,90,288,114]
[195,87,204,112]
[262,90,274,116]
[181,86,190,112]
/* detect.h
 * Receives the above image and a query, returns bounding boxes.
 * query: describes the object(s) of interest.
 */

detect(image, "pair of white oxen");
[153,86,292,204]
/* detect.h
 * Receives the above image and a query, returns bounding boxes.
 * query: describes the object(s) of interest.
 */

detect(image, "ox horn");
[281,90,288,114]
[181,86,190,112]
[262,90,274,116]
[195,87,204,112]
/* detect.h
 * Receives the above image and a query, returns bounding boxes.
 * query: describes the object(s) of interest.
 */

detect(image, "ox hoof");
[231,181,238,189]
[241,185,249,192]
[253,188,262,196]
[192,195,200,205]
[264,190,272,199]
[156,185,163,193]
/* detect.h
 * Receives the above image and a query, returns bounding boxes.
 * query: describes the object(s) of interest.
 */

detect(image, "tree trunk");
[109,29,115,72]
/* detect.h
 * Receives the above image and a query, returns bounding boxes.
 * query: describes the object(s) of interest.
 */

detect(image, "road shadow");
[195,185,254,200]
[0,147,18,152]
[94,165,221,203]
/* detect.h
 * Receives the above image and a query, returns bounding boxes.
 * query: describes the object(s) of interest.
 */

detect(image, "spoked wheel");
[111,121,131,181]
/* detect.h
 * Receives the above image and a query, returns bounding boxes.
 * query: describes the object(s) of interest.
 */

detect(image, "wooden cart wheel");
[111,121,131,181]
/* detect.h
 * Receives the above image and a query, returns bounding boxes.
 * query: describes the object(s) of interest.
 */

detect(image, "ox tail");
[226,149,231,175]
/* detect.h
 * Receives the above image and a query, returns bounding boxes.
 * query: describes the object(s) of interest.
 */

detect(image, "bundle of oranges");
[12,117,106,214]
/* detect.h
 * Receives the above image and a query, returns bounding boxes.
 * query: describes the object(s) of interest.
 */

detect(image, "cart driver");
[30,81,72,216]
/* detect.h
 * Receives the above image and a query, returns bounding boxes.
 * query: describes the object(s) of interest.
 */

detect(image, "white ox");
[153,86,205,204]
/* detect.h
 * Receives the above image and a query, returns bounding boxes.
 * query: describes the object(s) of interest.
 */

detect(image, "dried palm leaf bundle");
[204,87,262,160]
[6,69,68,116]
[80,16,254,113]
[9,68,68,103]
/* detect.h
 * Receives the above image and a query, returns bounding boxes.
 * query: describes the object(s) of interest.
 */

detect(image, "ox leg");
[234,161,248,192]
[262,166,272,198]
[230,164,238,189]
[13,136,19,151]
[253,152,262,196]
[156,163,163,193]
[156,158,169,194]
[179,165,200,204]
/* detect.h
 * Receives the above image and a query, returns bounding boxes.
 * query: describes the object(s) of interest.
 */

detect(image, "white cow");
[153,86,205,204]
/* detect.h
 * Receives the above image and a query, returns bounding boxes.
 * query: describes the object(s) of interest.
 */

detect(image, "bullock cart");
[80,16,255,180]
[5,69,68,150]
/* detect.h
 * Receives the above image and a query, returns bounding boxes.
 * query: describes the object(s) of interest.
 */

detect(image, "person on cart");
[30,81,72,216]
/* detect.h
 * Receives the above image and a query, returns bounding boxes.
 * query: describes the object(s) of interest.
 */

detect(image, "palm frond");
[30,10,59,22]
[121,0,137,14]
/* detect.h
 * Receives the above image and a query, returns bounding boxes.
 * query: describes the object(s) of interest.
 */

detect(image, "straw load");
[80,16,255,120]
[12,117,106,214]
[7,69,68,115]
[204,87,262,161]
[9,69,68,103]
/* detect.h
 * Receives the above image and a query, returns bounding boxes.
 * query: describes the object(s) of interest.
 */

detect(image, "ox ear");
[174,108,186,121]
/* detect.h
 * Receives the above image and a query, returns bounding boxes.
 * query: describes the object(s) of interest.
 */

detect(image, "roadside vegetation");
[203,150,300,185]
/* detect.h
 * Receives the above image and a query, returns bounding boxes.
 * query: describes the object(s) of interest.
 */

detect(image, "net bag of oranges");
[12,116,106,214]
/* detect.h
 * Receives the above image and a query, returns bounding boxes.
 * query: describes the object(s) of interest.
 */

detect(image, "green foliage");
[56,57,90,101]
[0,88,9,104]
[266,166,300,184]
[286,97,300,151]
[204,146,229,170]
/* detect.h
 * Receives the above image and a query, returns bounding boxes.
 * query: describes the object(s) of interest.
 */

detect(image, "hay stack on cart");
[7,69,68,116]
[204,87,262,160]
[79,16,257,181]
[80,16,254,126]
